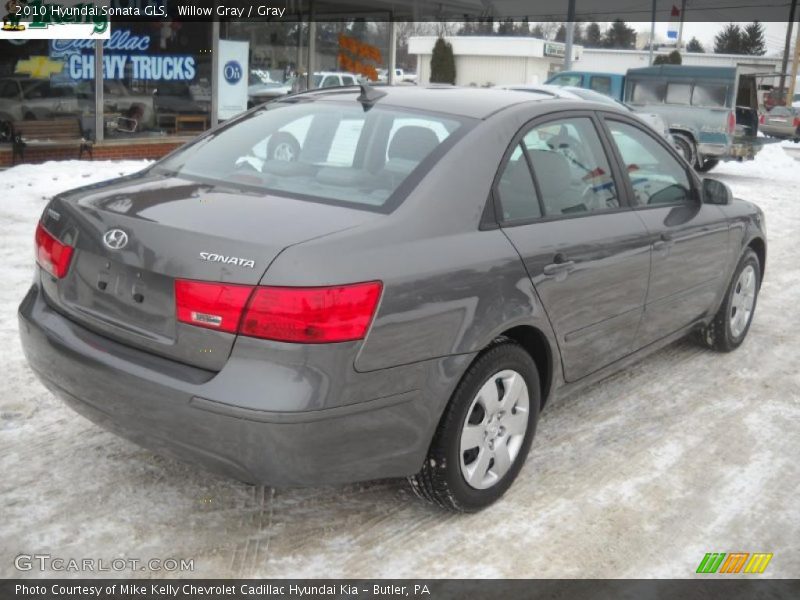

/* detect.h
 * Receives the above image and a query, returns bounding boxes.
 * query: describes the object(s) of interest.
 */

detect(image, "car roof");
[284,85,608,119]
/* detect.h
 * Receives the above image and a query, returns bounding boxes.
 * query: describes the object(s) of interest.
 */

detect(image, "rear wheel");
[409,341,540,512]
[696,158,720,172]
[672,133,697,167]
[700,249,761,352]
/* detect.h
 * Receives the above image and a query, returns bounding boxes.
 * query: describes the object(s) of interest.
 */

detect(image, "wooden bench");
[10,118,93,165]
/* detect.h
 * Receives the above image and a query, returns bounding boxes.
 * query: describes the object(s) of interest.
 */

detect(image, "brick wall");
[0,139,187,167]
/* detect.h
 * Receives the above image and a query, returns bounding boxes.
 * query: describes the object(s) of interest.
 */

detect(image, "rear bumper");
[698,142,761,161]
[18,283,454,486]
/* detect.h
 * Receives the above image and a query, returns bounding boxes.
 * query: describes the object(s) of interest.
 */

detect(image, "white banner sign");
[217,39,249,121]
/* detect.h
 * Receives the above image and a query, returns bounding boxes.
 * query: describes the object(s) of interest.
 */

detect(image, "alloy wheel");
[459,369,530,490]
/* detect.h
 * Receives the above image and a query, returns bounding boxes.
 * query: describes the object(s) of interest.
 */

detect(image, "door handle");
[653,232,675,251]
[543,259,576,277]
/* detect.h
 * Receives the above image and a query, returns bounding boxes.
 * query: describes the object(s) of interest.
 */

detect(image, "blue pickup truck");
[546,65,765,171]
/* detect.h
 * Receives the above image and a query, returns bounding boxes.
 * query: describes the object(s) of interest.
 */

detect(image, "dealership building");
[2,0,483,167]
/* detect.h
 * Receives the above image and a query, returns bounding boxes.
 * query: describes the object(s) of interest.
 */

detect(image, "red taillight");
[793,117,800,128]
[727,111,736,136]
[35,222,73,279]
[175,280,253,333]
[759,114,765,125]
[241,282,382,343]
[174,280,382,343]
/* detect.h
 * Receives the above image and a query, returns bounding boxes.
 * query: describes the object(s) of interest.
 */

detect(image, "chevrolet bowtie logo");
[15,56,65,79]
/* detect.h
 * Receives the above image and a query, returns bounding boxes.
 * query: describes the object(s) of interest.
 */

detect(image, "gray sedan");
[19,86,766,511]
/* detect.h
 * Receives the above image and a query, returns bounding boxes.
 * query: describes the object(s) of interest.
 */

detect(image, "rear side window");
[665,83,691,105]
[630,80,665,104]
[693,84,728,107]
[606,120,692,207]
[157,102,466,211]
[522,117,619,216]
[496,144,542,222]
[590,76,612,95]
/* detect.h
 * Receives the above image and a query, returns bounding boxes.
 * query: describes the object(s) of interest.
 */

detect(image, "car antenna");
[357,81,387,111]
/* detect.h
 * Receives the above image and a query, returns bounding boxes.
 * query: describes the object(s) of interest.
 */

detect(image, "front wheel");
[700,249,761,352]
[409,341,540,512]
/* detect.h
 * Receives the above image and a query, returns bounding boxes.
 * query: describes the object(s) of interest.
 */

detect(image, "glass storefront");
[1,19,392,147]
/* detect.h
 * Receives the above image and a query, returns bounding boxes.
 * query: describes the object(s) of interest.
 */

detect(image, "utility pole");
[649,0,657,65]
[789,18,800,106]
[779,0,797,104]
[676,0,687,51]
[564,0,576,70]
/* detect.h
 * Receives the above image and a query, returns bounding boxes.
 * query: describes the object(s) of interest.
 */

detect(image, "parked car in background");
[0,77,81,123]
[793,93,800,108]
[249,72,360,107]
[74,80,156,131]
[545,71,625,100]
[759,106,800,142]
[377,68,418,84]
[20,86,766,512]
[496,84,672,143]
[624,65,764,172]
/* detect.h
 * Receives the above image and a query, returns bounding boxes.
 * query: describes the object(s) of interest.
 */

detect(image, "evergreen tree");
[531,23,545,39]
[714,23,743,54]
[654,50,682,65]
[574,22,584,45]
[430,37,456,84]
[497,18,515,36]
[741,21,766,55]
[686,36,705,53]
[458,18,474,36]
[584,22,603,48]
[603,20,636,49]
[555,23,566,42]
[515,17,530,36]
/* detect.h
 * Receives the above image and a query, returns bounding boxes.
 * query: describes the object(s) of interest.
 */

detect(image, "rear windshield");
[157,101,467,211]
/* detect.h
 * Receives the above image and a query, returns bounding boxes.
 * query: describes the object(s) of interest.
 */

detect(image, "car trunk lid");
[39,170,378,370]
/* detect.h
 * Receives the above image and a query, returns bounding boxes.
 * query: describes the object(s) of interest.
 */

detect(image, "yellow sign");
[15,56,65,79]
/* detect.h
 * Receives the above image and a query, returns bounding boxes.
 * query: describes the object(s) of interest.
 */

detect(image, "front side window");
[549,73,583,87]
[606,119,692,207]
[157,101,466,211]
[590,76,612,95]
[522,117,619,216]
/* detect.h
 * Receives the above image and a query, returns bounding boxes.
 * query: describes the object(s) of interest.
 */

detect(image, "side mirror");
[702,178,732,205]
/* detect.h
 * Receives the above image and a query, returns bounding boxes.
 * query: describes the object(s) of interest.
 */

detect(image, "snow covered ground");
[0,146,798,579]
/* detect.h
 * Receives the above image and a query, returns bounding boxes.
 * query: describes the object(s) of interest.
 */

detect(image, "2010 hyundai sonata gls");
[19,86,766,511]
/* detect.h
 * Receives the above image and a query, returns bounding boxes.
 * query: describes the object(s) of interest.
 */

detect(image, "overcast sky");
[634,21,795,56]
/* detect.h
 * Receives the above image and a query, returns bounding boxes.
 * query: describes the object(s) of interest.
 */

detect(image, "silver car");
[760,106,800,142]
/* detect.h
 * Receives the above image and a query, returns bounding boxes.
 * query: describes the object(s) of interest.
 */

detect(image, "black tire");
[408,340,540,512]
[696,158,720,172]
[267,132,300,162]
[672,133,697,167]
[700,248,761,352]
